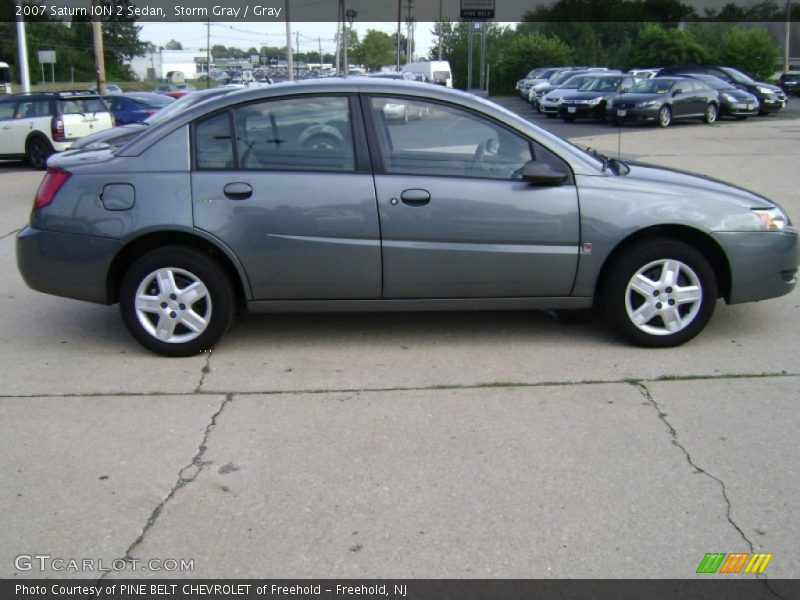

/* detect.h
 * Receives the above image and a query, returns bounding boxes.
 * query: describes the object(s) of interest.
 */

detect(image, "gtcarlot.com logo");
[14,554,194,573]
[696,552,772,574]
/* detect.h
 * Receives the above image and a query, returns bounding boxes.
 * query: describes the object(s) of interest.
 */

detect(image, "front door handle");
[400,189,431,206]
[223,182,252,200]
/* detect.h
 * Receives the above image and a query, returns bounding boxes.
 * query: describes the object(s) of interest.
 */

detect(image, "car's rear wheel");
[657,105,671,128]
[119,247,235,357]
[704,103,718,124]
[604,239,717,347]
[26,137,53,170]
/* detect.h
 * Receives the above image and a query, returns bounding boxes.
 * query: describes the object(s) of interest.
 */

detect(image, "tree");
[628,23,714,69]
[717,26,782,81]
[491,33,574,94]
[211,44,229,59]
[165,39,183,50]
[358,30,394,71]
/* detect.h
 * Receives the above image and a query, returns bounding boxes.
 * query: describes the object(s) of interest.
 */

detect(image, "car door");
[669,81,695,117]
[191,94,382,300]
[365,95,580,299]
[0,99,20,155]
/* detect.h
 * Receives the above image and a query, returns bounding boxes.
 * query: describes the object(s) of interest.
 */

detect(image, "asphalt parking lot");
[1,98,798,582]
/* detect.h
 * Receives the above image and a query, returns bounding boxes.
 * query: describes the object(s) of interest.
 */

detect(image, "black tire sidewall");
[27,137,52,170]
[604,239,718,347]
[119,247,234,357]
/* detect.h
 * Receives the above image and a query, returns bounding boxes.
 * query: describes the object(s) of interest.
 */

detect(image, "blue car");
[103,92,174,125]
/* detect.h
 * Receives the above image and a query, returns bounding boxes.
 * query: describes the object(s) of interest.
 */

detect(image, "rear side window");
[0,100,17,120]
[195,112,235,169]
[15,100,49,119]
[58,98,108,115]
[233,96,355,172]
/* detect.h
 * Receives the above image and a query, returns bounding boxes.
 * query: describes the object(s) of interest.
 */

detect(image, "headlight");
[589,96,603,105]
[637,100,658,108]
[721,93,737,102]
[752,207,789,231]
[756,86,774,95]
[544,95,556,102]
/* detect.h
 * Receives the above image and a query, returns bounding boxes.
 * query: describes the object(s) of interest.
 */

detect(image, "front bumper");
[606,105,660,122]
[758,94,787,112]
[559,104,603,119]
[720,100,759,117]
[539,101,561,114]
[713,229,798,304]
[16,226,123,305]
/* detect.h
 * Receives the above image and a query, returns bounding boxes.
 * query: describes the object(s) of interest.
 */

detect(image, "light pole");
[344,8,357,77]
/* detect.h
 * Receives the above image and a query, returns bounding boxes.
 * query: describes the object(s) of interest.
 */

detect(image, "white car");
[539,73,612,116]
[0,92,115,168]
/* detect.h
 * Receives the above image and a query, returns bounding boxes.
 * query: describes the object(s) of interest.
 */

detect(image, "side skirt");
[246,297,593,313]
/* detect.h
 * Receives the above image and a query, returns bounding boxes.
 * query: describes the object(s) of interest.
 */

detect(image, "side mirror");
[522,160,568,185]
[672,89,683,96]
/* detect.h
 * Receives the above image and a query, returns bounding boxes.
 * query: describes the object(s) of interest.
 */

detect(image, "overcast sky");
[138,21,445,57]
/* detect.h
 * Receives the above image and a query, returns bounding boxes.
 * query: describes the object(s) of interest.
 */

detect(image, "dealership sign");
[460,0,495,19]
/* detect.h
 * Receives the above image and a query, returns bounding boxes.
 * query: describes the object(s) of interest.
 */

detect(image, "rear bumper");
[16,226,122,305]
[713,230,798,304]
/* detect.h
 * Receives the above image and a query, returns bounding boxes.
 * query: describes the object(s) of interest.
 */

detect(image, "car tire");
[657,105,671,128]
[704,103,718,124]
[26,137,53,170]
[119,246,235,357]
[603,238,717,348]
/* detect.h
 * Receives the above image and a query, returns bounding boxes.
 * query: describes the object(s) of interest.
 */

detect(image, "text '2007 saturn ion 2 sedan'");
[17,79,798,356]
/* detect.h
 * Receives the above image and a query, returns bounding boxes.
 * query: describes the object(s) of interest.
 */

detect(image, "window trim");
[362,93,575,184]
[191,93,364,174]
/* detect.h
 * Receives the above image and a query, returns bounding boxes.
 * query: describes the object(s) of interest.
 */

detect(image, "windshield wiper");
[585,146,630,175]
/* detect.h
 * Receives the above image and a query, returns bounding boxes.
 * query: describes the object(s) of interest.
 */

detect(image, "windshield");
[721,67,755,84]
[549,71,576,85]
[144,90,228,124]
[579,76,622,92]
[693,75,734,91]
[560,75,596,89]
[631,79,674,94]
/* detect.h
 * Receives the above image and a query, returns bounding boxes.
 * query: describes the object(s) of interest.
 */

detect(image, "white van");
[402,61,452,88]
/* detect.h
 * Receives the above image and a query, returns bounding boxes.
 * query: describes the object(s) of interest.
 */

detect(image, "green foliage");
[628,23,714,68]
[717,26,782,81]
[358,30,395,72]
[490,33,574,94]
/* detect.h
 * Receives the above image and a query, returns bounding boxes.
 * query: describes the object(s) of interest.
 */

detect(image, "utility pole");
[405,0,414,64]
[206,18,211,88]
[396,0,401,71]
[318,37,322,69]
[91,0,106,94]
[15,16,31,93]
[334,19,341,76]
[785,0,792,73]
[285,0,293,81]
[437,0,443,61]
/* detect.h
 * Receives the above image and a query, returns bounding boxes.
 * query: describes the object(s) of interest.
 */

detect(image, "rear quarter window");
[59,98,109,115]
[0,100,17,120]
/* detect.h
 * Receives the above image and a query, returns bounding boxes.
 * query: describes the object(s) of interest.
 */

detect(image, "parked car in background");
[103,92,174,125]
[0,91,114,168]
[90,83,124,94]
[530,69,604,108]
[517,67,561,98]
[677,73,759,120]
[17,79,796,355]
[657,65,786,115]
[607,77,720,127]
[778,66,800,96]
[70,87,244,150]
[628,68,660,79]
[538,72,620,117]
[154,83,196,99]
[558,74,638,121]
[403,61,453,87]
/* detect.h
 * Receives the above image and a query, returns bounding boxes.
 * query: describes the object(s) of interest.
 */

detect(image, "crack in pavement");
[631,382,784,599]
[195,349,214,393]
[96,392,234,583]
[0,227,21,241]
[2,371,796,400]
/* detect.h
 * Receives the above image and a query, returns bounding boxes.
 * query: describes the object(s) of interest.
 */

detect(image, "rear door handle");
[223,182,252,200]
[400,189,431,206]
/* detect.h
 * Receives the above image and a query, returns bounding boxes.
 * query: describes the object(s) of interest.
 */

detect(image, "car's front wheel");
[704,103,718,124]
[657,105,672,128]
[119,247,235,357]
[604,239,717,347]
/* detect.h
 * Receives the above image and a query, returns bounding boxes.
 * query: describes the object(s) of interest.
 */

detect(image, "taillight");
[146,108,158,116]
[33,168,71,210]
[51,117,65,141]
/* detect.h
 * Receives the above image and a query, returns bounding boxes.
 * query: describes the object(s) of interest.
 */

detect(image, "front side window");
[370,97,533,180]
[233,96,355,172]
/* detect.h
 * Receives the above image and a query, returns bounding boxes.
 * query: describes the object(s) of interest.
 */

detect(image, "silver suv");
[0,91,114,168]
